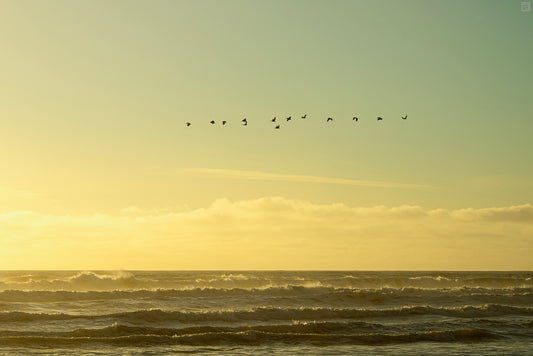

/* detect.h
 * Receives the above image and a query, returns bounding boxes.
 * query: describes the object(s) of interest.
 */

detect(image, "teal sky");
[1,0,532,214]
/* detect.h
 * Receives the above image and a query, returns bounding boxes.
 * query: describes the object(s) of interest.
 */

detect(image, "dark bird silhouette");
[242,118,248,126]
[327,117,333,122]
[286,116,292,122]
[186,122,191,127]
[222,121,227,125]
[275,125,280,129]
[377,117,383,121]
[210,120,215,124]
[402,115,407,120]
[301,114,307,119]
[272,117,276,122]
[353,117,358,122]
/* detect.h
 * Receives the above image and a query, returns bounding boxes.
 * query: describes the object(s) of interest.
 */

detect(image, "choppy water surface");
[0,271,531,355]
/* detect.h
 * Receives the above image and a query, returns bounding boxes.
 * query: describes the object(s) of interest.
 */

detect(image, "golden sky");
[1,0,532,269]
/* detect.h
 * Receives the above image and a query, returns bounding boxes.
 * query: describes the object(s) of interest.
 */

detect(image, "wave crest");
[0,271,145,291]
[1,304,531,323]
[1,271,532,292]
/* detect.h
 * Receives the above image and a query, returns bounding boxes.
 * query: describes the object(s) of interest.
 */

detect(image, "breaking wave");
[1,271,531,291]
[0,271,145,291]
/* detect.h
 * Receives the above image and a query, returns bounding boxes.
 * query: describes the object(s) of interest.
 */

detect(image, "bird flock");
[185,114,407,128]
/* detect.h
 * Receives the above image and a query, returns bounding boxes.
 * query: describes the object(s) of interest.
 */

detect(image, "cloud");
[0,198,531,270]
[450,205,533,223]
[182,168,432,189]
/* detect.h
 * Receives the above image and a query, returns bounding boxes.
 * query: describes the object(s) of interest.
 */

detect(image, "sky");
[0,0,532,270]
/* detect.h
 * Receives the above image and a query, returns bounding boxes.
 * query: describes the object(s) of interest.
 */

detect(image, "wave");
[1,271,531,292]
[4,319,529,338]
[0,321,386,338]
[0,271,283,291]
[319,275,533,289]
[1,286,531,306]
[0,271,147,292]
[0,326,505,347]
[1,304,532,323]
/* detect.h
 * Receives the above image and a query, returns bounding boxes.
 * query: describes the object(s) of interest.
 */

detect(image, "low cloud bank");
[1,198,531,270]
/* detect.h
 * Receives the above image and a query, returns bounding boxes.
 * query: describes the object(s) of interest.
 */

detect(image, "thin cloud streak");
[183,168,432,189]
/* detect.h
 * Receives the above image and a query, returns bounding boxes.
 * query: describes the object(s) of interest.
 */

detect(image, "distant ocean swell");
[1,271,532,291]
[2,304,532,323]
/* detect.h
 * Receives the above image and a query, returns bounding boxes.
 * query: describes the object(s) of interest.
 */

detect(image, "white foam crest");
[321,275,533,289]
[192,274,275,289]
[1,271,532,292]
[0,271,149,291]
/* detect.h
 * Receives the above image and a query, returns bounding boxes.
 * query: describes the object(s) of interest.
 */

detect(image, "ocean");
[0,271,531,355]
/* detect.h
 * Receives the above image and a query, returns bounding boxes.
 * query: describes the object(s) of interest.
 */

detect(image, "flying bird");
[210,120,215,124]
[286,116,292,122]
[275,125,280,129]
[327,117,333,122]
[222,121,227,125]
[402,115,407,120]
[186,122,191,127]
[272,117,276,122]
[301,114,307,119]
[242,118,248,126]
[377,117,383,121]
[353,117,358,122]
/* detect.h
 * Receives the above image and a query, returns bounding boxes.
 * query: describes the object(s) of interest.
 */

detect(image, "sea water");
[0,271,531,355]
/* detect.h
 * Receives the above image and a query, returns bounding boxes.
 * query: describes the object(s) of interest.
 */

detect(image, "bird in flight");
[184,112,408,129]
